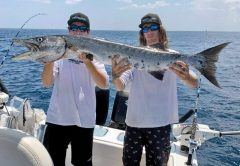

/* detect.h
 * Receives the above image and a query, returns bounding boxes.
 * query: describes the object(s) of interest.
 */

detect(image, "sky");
[0,0,239,31]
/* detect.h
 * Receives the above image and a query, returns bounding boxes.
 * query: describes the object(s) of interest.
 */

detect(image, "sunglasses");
[69,24,89,32]
[141,24,160,33]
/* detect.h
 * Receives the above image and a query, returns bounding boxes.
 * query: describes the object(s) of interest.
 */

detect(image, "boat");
[0,82,239,166]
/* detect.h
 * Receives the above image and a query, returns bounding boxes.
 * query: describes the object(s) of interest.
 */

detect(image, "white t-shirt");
[46,59,109,128]
[120,49,179,128]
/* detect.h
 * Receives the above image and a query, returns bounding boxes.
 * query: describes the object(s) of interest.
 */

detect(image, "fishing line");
[0,13,47,68]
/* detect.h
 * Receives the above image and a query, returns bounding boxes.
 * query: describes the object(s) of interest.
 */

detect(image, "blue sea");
[0,29,239,166]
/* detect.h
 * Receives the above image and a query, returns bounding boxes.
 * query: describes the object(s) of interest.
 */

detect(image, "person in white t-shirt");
[111,13,198,166]
[41,12,109,166]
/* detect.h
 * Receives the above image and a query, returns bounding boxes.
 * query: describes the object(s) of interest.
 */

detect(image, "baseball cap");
[139,13,162,28]
[67,12,90,28]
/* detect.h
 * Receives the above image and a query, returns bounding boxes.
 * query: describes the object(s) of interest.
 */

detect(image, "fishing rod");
[185,77,201,166]
[186,31,207,165]
[187,30,206,163]
[0,13,47,68]
[0,13,46,102]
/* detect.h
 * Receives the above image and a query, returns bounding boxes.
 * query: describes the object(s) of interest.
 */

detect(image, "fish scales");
[12,35,230,88]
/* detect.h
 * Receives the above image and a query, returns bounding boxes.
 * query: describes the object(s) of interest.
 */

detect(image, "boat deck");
[65,125,197,166]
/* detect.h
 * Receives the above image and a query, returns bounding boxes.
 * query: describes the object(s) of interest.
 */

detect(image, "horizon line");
[0,28,239,33]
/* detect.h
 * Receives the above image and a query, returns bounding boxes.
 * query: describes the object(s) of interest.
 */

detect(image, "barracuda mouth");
[11,52,32,60]
[13,39,39,52]
[25,42,39,52]
[12,39,40,60]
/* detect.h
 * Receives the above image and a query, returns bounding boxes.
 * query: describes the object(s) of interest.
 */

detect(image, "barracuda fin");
[193,42,231,88]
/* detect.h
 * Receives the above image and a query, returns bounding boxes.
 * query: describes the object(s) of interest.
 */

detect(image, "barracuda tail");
[192,42,230,88]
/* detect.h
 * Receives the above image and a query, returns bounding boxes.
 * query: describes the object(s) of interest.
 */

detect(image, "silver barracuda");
[12,35,230,88]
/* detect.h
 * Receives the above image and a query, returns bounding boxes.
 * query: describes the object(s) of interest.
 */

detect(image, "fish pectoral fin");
[67,45,79,51]
[83,53,93,61]
[147,69,166,81]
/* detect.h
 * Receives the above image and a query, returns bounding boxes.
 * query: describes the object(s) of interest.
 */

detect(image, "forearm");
[41,63,54,87]
[111,54,132,91]
[112,78,125,91]
[182,71,198,89]
[169,61,198,89]
[84,61,108,89]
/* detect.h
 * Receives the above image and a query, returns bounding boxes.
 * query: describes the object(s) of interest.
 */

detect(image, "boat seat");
[0,127,53,166]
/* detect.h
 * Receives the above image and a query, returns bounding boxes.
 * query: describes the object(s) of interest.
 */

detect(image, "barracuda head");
[12,36,66,63]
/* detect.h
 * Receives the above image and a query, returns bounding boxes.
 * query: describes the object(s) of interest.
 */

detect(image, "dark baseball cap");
[67,12,90,28]
[139,13,162,28]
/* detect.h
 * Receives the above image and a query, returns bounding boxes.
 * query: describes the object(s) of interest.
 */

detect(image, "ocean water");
[0,29,239,166]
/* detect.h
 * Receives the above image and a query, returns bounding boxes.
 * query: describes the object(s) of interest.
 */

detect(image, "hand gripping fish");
[12,35,230,88]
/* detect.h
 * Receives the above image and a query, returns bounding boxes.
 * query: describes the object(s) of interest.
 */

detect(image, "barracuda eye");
[36,37,44,43]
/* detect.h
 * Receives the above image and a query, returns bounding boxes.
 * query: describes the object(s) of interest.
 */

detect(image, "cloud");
[117,0,133,3]
[65,0,82,4]
[224,0,240,11]
[192,0,240,12]
[119,0,170,9]
[191,0,240,25]
[32,0,52,4]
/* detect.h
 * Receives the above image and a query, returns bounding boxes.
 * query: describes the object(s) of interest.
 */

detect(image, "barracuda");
[12,35,230,88]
